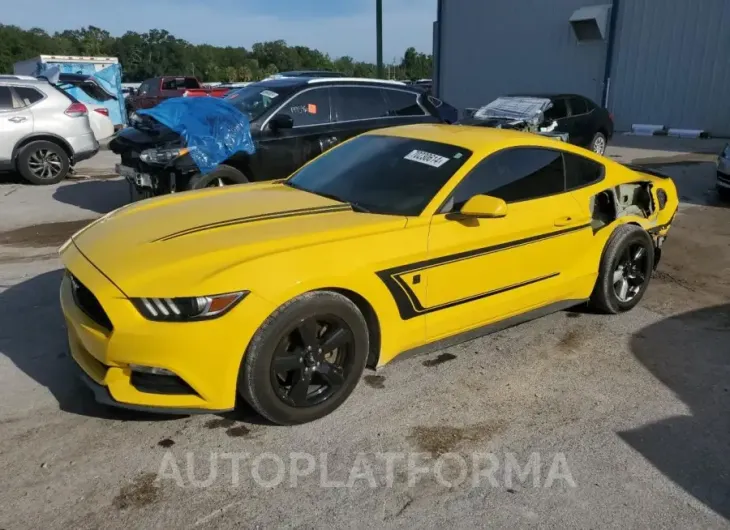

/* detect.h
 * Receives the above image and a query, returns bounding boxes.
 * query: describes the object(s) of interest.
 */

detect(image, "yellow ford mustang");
[60,124,678,425]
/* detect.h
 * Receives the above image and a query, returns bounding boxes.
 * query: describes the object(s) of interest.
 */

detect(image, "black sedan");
[462,93,614,155]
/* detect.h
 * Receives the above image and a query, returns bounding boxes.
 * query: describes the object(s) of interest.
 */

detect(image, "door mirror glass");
[459,194,507,218]
[270,113,294,131]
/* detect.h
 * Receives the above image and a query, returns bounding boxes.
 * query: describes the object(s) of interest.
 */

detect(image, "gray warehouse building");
[433,0,730,136]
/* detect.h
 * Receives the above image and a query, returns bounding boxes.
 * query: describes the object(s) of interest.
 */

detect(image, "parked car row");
[0,75,102,184]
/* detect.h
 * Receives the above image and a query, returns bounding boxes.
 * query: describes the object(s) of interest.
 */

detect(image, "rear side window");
[448,147,565,209]
[0,87,14,109]
[383,89,425,116]
[564,152,604,190]
[570,97,588,115]
[332,86,388,121]
[14,86,44,107]
[161,78,198,90]
[282,88,332,127]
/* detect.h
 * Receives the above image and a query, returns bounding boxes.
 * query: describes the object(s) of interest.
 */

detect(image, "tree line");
[0,25,433,83]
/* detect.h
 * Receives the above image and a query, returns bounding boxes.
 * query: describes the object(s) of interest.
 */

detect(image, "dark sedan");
[463,93,614,155]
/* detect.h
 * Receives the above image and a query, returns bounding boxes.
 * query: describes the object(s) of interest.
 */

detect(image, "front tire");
[187,164,248,190]
[16,140,70,185]
[589,224,654,314]
[240,291,369,425]
[717,185,730,202]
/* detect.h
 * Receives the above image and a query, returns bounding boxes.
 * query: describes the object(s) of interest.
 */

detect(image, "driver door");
[424,147,592,340]
[251,87,334,180]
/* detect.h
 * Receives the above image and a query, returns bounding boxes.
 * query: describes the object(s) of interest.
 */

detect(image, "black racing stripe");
[154,205,351,242]
[377,223,591,320]
[384,223,591,276]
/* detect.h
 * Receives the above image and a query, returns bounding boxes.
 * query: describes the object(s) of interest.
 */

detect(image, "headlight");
[131,291,248,322]
[139,147,189,165]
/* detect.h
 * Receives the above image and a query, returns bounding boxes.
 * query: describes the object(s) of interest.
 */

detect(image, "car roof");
[367,123,585,154]
[249,77,412,90]
[507,92,587,100]
[0,75,50,85]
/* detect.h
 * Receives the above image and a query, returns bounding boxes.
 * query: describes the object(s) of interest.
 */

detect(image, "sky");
[1,0,438,62]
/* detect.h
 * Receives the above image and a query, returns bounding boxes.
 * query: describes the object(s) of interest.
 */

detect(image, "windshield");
[224,85,287,121]
[465,97,552,125]
[287,135,472,216]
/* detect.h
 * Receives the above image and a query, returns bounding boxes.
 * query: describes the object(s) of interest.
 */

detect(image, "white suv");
[0,75,99,185]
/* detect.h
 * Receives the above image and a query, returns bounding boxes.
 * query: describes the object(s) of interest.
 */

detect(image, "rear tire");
[16,140,70,185]
[187,164,248,190]
[590,132,607,155]
[589,224,654,314]
[239,291,369,425]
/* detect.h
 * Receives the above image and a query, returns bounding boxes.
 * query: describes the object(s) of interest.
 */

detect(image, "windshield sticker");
[404,149,450,168]
[260,90,278,99]
[453,153,463,159]
[307,103,318,114]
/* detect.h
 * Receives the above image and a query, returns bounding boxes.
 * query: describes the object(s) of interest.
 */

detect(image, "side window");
[448,148,565,210]
[332,86,388,122]
[0,87,14,110]
[570,97,588,115]
[383,89,426,116]
[281,88,331,127]
[564,152,604,190]
[544,98,568,121]
[14,86,44,107]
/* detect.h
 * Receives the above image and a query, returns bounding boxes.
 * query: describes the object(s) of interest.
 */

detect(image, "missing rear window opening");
[590,182,654,231]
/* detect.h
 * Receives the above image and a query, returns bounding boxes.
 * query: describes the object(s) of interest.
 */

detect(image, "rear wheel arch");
[12,134,74,162]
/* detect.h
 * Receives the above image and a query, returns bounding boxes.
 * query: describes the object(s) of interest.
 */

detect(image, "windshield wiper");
[283,182,372,213]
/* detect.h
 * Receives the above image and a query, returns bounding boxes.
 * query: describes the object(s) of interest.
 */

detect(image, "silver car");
[0,75,99,185]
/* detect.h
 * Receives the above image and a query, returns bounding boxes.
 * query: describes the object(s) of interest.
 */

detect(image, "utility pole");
[376,0,384,78]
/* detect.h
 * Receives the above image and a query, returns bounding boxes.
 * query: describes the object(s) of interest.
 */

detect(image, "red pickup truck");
[126,76,230,112]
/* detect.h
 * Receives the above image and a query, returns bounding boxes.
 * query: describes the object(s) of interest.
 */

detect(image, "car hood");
[68,182,407,296]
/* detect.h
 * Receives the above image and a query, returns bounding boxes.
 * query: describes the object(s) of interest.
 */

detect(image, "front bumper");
[60,242,273,413]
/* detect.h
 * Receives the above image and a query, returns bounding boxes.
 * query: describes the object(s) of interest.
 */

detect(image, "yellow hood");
[68,182,407,295]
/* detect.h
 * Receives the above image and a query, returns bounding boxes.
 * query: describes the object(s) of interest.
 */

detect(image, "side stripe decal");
[154,204,351,242]
[377,223,591,320]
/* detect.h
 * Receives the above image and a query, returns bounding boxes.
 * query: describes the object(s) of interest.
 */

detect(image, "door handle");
[8,116,27,123]
[554,215,590,227]
[554,216,575,227]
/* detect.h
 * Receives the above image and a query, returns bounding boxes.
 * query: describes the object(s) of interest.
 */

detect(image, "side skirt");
[386,299,587,366]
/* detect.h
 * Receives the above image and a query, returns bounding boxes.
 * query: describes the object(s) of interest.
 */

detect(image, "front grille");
[718,171,730,185]
[68,272,113,331]
[130,372,198,395]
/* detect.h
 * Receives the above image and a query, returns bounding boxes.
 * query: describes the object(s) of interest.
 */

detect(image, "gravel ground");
[0,136,728,529]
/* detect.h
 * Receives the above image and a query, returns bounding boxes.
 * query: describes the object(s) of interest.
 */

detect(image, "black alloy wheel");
[270,315,353,407]
[612,243,649,303]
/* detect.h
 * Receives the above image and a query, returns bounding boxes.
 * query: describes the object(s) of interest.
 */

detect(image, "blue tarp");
[136,97,256,174]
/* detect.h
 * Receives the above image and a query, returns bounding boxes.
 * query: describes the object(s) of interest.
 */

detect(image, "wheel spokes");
[296,318,320,350]
[273,352,303,373]
[288,369,313,405]
[616,278,630,300]
[632,247,646,263]
[317,362,344,389]
[320,326,349,354]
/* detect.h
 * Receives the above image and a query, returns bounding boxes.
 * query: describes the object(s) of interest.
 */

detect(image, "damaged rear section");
[589,167,678,269]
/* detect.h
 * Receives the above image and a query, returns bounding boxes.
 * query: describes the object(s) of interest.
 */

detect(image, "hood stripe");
[154,204,352,242]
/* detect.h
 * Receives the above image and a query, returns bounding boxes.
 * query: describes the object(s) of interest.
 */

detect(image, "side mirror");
[269,113,294,132]
[460,194,507,218]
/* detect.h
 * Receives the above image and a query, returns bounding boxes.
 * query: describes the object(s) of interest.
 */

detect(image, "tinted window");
[564,152,604,190]
[281,88,331,127]
[287,135,471,216]
[449,148,565,209]
[14,86,43,107]
[570,97,588,115]
[332,86,388,121]
[384,89,425,116]
[161,78,199,90]
[226,85,289,122]
[0,87,14,109]
[139,81,151,94]
[544,98,568,121]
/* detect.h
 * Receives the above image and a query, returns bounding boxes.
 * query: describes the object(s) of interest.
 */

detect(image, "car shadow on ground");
[0,268,272,424]
[619,303,730,520]
[52,178,132,215]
